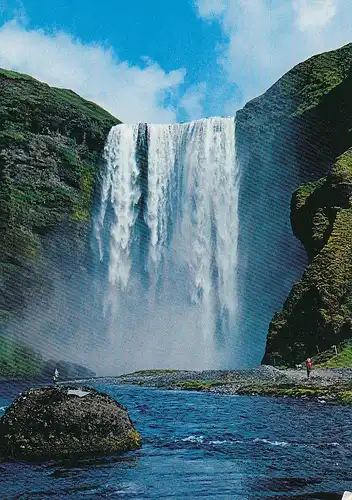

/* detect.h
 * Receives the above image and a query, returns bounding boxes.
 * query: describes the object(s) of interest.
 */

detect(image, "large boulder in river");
[0,386,140,460]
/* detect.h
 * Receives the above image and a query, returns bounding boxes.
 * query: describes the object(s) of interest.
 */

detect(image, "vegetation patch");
[234,382,352,406]
[0,68,37,81]
[125,369,181,376]
[0,335,43,377]
[293,178,326,211]
[0,67,120,331]
[337,391,352,404]
[330,149,352,184]
[172,380,227,391]
[264,148,352,366]
[317,344,352,368]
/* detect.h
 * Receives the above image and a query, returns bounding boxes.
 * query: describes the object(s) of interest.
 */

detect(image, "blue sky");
[0,0,351,122]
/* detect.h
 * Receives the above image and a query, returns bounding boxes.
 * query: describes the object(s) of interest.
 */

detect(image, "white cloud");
[293,0,337,31]
[179,83,207,120]
[0,20,187,123]
[196,0,225,18]
[195,0,352,109]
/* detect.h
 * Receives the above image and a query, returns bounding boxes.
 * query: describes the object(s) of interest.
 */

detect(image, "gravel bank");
[112,366,352,403]
[117,366,352,387]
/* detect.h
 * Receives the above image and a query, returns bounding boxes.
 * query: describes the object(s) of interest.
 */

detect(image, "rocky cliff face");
[236,42,352,364]
[255,44,352,366]
[263,148,352,365]
[0,69,119,351]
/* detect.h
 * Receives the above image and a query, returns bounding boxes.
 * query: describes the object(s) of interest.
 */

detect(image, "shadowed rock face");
[0,386,140,460]
[235,42,352,365]
[263,148,352,366]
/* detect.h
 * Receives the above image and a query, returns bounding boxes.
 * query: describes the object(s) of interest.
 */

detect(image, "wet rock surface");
[0,385,140,460]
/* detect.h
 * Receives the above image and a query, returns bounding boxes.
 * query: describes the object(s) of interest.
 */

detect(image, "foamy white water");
[95,117,240,373]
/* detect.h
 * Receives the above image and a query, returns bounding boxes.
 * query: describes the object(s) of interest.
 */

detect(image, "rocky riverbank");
[112,366,352,404]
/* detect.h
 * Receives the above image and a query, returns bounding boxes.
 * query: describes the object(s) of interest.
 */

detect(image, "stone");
[0,385,141,460]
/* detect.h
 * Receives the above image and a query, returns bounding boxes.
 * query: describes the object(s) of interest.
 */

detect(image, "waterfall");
[95,117,240,373]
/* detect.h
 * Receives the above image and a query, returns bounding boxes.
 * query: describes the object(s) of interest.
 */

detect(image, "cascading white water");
[95,117,240,373]
[96,124,140,290]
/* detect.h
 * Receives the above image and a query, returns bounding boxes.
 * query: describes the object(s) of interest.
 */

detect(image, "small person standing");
[305,358,312,379]
[53,368,59,384]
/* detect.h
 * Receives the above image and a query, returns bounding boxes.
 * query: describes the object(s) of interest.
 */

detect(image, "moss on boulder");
[0,335,43,377]
[0,385,140,460]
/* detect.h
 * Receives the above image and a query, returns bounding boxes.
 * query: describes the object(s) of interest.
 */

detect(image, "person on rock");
[305,358,312,379]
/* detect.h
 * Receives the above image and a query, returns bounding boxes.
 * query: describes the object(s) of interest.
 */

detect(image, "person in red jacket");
[305,358,312,379]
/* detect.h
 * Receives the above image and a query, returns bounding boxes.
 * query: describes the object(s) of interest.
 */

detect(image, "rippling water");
[1,380,352,499]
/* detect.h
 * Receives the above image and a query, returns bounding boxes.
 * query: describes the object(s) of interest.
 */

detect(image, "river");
[1,380,352,499]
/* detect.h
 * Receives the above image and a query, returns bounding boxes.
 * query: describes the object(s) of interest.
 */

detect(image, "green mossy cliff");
[237,42,352,179]
[0,69,119,335]
[260,44,352,366]
[236,43,352,363]
[263,149,352,365]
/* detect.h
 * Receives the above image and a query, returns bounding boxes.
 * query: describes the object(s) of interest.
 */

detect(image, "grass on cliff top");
[52,87,119,125]
[242,42,352,121]
[0,67,120,126]
[0,68,36,81]
[288,43,352,116]
[0,335,43,377]
[330,148,352,184]
[317,345,352,368]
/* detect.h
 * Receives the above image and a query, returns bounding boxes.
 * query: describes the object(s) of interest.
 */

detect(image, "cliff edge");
[0,69,119,369]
